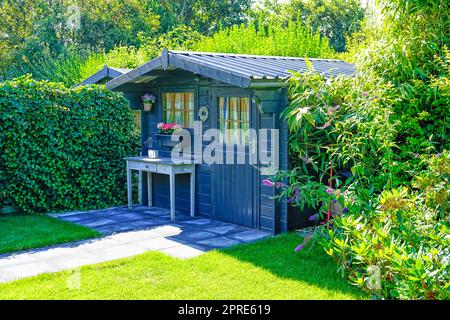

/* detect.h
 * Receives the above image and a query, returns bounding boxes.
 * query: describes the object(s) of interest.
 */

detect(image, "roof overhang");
[106,49,355,91]
[76,65,131,87]
[107,49,256,91]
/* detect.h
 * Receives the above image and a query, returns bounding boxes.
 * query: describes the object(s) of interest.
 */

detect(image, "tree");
[77,0,160,51]
[158,0,252,34]
[253,0,365,52]
[0,0,160,79]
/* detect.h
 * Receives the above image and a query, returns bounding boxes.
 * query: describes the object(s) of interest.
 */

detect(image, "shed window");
[162,92,194,128]
[218,97,250,145]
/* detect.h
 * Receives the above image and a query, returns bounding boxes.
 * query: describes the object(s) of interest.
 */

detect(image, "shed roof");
[106,49,355,90]
[76,65,132,87]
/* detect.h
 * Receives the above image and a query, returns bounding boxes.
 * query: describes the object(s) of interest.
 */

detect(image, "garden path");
[0,206,271,283]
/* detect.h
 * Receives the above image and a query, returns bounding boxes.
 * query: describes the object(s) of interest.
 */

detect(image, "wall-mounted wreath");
[198,106,209,122]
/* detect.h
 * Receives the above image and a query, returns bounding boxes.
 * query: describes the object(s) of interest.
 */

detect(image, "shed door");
[211,90,258,228]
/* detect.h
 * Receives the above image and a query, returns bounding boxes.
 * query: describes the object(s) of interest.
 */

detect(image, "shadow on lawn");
[220,233,365,298]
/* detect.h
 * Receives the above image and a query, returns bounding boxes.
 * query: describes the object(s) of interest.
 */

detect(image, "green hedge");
[0,76,139,213]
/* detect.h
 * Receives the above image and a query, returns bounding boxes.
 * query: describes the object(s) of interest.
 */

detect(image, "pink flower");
[316,122,331,130]
[262,179,275,187]
[294,187,300,199]
[326,187,334,194]
[275,182,286,188]
[326,105,341,115]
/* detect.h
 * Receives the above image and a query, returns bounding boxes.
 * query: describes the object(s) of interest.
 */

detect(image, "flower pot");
[143,103,153,112]
[156,133,182,148]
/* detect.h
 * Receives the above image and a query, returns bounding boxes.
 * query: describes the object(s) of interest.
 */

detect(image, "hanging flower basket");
[143,102,153,112]
[142,93,156,112]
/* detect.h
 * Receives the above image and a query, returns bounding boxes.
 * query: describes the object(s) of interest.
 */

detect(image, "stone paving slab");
[228,230,273,242]
[205,224,249,235]
[196,236,242,248]
[0,206,272,283]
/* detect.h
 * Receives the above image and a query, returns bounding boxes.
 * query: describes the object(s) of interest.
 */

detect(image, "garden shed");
[106,49,355,234]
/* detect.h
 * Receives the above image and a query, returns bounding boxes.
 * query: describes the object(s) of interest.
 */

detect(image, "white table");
[125,156,196,220]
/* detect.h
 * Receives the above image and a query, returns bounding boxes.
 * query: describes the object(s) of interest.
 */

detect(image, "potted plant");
[142,93,156,112]
[156,122,183,147]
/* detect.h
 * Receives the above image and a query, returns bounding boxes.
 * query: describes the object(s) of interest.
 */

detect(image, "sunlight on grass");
[0,234,365,300]
[0,215,101,255]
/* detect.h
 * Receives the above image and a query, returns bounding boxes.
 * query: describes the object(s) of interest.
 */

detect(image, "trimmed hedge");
[0,76,139,213]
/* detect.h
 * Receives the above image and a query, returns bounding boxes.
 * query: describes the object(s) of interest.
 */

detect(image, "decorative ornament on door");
[198,106,209,122]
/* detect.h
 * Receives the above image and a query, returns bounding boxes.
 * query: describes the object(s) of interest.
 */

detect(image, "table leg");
[169,171,175,220]
[138,171,143,205]
[127,167,132,209]
[147,172,152,207]
[190,168,195,217]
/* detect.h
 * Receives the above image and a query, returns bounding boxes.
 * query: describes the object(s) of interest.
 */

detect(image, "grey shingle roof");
[76,65,132,87]
[106,49,355,90]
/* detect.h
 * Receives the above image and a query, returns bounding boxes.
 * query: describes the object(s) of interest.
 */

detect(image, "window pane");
[217,96,249,145]
[162,92,195,128]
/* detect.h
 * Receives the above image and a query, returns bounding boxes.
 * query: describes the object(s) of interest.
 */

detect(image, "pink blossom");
[294,187,300,199]
[326,105,341,115]
[275,182,286,188]
[262,179,275,187]
[316,122,331,130]
[326,187,334,194]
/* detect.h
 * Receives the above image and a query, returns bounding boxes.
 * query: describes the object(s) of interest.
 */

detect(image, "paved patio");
[0,206,271,283]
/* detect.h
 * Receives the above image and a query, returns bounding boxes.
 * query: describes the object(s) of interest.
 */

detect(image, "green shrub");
[272,68,397,213]
[192,20,335,58]
[319,152,450,299]
[0,76,139,213]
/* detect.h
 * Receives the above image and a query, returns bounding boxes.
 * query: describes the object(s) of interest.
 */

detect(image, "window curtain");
[218,97,249,145]
[162,92,194,128]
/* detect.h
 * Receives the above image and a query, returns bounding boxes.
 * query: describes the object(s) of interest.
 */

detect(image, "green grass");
[0,233,366,299]
[0,214,101,255]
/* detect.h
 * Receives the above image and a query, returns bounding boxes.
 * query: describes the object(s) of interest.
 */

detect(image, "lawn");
[0,214,101,255]
[0,233,366,299]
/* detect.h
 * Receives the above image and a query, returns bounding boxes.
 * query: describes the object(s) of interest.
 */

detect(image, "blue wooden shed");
[106,49,354,234]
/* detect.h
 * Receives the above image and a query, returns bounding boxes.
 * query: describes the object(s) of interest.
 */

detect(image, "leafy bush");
[140,25,203,58]
[320,152,449,299]
[192,20,335,58]
[353,1,450,185]
[0,76,139,213]
[272,67,397,213]
[8,50,90,88]
[272,0,450,300]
